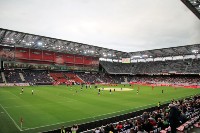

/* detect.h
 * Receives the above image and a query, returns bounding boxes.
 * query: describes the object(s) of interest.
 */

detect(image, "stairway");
[124,77,128,83]
[121,77,129,84]
[19,73,25,82]
[97,78,103,82]
[1,72,6,83]
[76,75,85,83]
[65,73,85,84]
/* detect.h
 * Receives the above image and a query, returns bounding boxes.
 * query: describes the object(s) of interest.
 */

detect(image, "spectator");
[168,104,181,133]
[71,124,78,133]
[61,125,65,133]
[157,118,165,130]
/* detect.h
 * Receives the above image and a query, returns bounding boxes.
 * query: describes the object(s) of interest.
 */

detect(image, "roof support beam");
[181,0,200,19]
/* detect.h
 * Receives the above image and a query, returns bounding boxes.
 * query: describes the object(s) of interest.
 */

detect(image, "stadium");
[0,0,200,133]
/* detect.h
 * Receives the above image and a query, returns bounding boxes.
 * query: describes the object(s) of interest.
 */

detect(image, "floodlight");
[192,49,198,53]
[132,55,140,58]
[37,42,43,46]
[142,55,148,57]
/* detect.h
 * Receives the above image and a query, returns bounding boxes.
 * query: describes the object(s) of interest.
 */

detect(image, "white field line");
[3,93,195,132]
[0,104,22,131]
[4,104,34,108]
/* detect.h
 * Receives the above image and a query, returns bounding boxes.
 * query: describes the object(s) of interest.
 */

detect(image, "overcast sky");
[0,0,200,52]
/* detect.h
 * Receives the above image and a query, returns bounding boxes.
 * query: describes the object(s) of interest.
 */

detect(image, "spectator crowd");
[81,95,200,133]
[100,58,200,74]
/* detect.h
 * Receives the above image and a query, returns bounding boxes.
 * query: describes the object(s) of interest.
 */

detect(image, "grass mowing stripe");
[4,100,76,108]
[21,103,152,131]
[0,85,199,133]
[0,104,22,131]
[0,98,18,101]
[22,94,195,132]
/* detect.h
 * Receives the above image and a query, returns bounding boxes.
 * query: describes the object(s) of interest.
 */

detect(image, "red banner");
[0,46,99,66]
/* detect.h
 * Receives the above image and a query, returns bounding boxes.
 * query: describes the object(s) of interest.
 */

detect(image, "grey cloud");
[0,0,199,52]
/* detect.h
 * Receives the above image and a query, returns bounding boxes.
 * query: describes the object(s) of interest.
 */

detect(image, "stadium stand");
[65,73,84,84]
[81,95,200,133]
[76,73,99,83]
[50,72,68,84]
[109,75,127,83]
[2,70,200,86]
[130,75,200,85]
[100,59,200,74]
[100,61,132,74]
[22,70,54,84]
[4,70,22,83]
[77,73,114,84]
[0,70,54,85]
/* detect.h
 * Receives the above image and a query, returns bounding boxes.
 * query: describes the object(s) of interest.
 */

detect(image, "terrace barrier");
[0,83,29,86]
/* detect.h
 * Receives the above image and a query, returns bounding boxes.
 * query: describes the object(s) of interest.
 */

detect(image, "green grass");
[0,84,199,133]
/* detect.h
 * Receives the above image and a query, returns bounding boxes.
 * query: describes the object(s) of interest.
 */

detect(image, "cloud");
[0,0,199,52]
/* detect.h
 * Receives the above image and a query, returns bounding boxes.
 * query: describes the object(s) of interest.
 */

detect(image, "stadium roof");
[129,44,200,59]
[0,28,199,59]
[0,28,128,59]
[181,0,200,19]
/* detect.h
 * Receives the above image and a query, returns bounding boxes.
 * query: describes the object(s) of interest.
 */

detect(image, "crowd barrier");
[0,83,30,86]
[36,82,53,85]
[130,82,200,89]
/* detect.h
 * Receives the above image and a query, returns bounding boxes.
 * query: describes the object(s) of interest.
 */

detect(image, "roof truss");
[0,28,199,59]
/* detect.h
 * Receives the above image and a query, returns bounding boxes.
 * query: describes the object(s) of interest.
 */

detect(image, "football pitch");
[0,84,199,133]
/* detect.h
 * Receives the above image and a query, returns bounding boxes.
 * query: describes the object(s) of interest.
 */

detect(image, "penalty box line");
[0,104,22,131]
